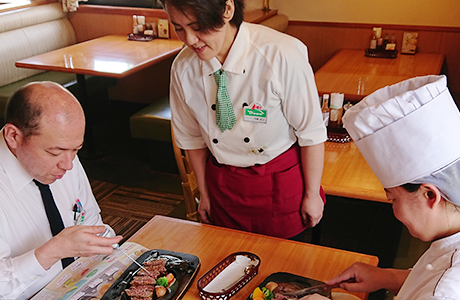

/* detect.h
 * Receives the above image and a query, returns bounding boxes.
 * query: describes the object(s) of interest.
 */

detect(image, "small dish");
[198,252,260,300]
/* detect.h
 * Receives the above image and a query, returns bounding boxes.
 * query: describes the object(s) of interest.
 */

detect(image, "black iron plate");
[102,249,200,300]
[247,272,330,299]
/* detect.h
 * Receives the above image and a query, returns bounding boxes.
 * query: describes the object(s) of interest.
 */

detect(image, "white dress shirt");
[0,130,107,300]
[170,22,327,167]
[396,231,460,300]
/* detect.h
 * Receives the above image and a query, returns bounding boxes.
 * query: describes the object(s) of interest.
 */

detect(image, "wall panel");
[287,21,460,93]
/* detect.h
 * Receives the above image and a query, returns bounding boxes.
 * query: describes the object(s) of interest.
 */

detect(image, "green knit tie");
[214,69,236,132]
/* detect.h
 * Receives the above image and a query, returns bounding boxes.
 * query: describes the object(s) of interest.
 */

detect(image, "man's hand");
[35,225,123,270]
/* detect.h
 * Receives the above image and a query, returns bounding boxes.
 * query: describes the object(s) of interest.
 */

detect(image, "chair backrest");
[171,126,199,221]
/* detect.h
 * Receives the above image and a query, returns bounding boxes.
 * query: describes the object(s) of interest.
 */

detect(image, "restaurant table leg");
[76,74,103,159]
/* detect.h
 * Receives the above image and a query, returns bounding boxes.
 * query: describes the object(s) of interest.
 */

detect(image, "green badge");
[244,102,268,124]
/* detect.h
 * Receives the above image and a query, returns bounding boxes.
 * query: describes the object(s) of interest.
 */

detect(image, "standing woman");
[160,0,327,239]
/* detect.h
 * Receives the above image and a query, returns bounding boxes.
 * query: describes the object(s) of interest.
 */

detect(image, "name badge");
[243,102,268,124]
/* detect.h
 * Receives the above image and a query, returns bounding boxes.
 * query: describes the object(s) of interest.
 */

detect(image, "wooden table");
[128,216,379,300]
[15,35,184,158]
[317,49,445,200]
[322,141,387,203]
[315,49,445,102]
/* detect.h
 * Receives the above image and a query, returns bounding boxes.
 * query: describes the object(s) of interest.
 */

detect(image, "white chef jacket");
[0,130,107,300]
[170,22,327,167]
[396,231,460,300]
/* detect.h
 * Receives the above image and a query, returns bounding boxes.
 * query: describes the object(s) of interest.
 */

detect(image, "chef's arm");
[300,143,325,227]
[385,269,410,295]
[186,148,213,224]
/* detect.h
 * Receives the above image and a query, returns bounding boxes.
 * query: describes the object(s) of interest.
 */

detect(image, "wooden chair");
[171,126,200,221]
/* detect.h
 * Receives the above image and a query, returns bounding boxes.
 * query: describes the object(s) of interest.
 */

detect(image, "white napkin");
[203,255,256,293]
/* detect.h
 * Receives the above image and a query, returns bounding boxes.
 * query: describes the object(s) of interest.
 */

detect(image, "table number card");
[401,32,418,54]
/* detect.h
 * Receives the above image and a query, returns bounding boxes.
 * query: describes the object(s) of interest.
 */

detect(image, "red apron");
[206,143,326,238]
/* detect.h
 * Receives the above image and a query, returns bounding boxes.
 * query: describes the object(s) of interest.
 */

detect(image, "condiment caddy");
[128,15,170,41]
[366,27,398,58]
[321,93,352,143]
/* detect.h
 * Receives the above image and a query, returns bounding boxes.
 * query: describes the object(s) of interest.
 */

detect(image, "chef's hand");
[326,262,383,293]
[301,193,324,227]
[35,225,123,270]
[300,294,329,300]
[197,194,213,224]
[326,262,409,295]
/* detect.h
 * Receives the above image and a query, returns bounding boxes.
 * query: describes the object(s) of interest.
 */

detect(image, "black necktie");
[33,179,74,269]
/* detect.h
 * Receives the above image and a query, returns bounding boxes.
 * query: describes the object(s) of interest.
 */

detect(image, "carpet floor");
[90,180,183,243]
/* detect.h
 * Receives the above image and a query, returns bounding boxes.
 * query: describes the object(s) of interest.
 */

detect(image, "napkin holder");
[327,126,351,143]
[197,252,260,300]
[365,48,398,59]
[127,33,155,42]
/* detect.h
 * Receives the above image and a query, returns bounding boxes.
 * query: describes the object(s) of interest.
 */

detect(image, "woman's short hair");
[160,0,245,32]
[401,183,422,193]
[5,85,42,138]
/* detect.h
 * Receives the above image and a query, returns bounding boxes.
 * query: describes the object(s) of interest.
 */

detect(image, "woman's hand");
[300,144,325,227]
[301,194,324,227]
[197,194,213,224]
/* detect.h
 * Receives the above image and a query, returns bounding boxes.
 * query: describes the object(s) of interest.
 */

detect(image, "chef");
[161,0,327,240]
[305,75,460,300]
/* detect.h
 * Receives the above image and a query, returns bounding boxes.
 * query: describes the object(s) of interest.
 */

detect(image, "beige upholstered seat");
[171,126,199,222]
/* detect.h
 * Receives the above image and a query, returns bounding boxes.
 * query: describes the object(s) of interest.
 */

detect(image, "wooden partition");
[286,21,460,93]
[68,4,176,42]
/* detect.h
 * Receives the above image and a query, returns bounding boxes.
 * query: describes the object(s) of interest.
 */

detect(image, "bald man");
[0,82,122,299]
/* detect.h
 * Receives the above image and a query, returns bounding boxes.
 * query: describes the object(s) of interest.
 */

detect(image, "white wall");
[249,0,460,27]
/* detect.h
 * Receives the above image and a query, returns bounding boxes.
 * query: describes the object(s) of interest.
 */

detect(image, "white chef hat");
[342,75,460,206]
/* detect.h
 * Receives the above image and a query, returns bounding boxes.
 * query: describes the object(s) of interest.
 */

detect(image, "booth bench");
[0,2,113,125]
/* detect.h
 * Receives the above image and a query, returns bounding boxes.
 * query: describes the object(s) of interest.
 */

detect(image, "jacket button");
[213,139,218,144]
[258,148,264,153]
[242,102,248,107]
[244,137,250,143]
[211,104,216,110]
[255,163,261,166]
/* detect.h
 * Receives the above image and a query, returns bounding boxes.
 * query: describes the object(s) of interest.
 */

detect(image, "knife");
[281,278,356,298]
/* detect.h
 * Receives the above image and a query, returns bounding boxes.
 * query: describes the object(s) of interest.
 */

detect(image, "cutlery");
[112,244,152,276]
